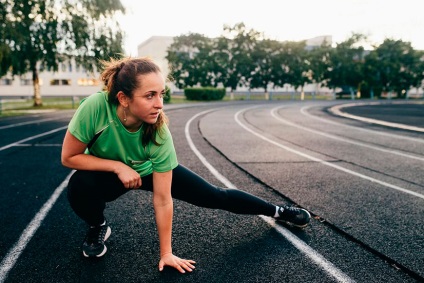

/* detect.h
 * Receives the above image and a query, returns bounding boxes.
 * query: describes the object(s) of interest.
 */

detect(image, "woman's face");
[127,72,165,124]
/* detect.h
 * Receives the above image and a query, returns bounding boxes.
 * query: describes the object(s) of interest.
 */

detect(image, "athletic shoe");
[82,222,111,258]
[276,205,311,228]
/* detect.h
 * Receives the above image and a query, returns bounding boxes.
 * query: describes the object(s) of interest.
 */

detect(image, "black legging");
[67,164,276,226]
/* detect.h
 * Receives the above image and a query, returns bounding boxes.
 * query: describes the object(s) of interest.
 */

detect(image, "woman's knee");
[67,170,125,201]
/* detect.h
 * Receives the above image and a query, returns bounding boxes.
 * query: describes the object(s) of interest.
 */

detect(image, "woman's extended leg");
[165,164,310,227]
[141,164,276,216]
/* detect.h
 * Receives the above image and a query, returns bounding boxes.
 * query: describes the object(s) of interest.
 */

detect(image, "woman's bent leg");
[169,165,275,216]
[67,170,128,226]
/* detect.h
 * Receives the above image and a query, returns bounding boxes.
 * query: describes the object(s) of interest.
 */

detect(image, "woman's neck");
[117,105,143,132]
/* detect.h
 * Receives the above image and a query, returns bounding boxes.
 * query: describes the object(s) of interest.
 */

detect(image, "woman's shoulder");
[76,91,111,115]
[147,122,171,145]
[80,90,108,105]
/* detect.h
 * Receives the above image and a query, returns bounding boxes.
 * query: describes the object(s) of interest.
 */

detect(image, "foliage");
[281,41,310,91]
[166,24,424,98]
[308,40,332,90]
[249,38,281,93]
[327,33,366,94]
[219,23,261,92]
[0,0,125,105]
[164,85,171,103]
[166,33,213,89]
[364,39,424,98]
[184,87,226,101]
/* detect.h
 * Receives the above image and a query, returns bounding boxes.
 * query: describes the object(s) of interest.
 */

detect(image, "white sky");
[118,0,424,56]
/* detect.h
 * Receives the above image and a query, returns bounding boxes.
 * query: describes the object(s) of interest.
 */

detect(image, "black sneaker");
[276,205,311,228]
[82,222,111,258]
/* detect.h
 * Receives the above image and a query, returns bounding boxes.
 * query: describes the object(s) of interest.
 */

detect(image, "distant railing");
[1,91,422,115]
[0,95,86,115]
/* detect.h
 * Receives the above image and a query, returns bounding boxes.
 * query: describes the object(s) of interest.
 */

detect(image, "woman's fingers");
[117,165,142,189]
[125,177,142,189]
[175,259,196,273]
[159,254,196,273]
[183,260,196,271]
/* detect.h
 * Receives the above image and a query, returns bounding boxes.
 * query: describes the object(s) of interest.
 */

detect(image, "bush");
[164,85,171,103]
[184,87,226,101]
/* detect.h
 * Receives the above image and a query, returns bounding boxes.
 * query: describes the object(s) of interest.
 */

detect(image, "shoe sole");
[82,226,111,258]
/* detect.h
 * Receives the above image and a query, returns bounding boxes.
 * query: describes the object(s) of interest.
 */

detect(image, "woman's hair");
[100,57,169,146]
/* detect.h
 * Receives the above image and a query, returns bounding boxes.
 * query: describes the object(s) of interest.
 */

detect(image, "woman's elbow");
[61,151,75,168]
[61,155,71,168]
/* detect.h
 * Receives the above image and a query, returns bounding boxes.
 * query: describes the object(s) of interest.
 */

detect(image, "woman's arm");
[153,170,196,273]
[61,130,141,189]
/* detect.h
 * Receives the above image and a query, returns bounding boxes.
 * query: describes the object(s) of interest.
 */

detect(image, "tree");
[249,38,281,98]
[409,50,424,96]
[0,0,11,77]
[281,41,310,99]
[218,23,261,98]
[365,39,420,98]
[308,41,332,95]
[166,33,212,89]
[327,33,366,98]
[1,0,125,106]
[167,23,263,98]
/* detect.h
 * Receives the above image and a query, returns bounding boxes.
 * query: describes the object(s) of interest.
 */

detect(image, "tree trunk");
[356,90,361,99]
[300,86,304,100]
[32,67,42,106]
[356,83,361,98]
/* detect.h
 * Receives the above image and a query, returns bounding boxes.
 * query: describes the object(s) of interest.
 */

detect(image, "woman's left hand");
[158,253,196,273]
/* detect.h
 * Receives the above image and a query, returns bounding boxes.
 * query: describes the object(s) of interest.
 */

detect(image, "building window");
[62,79,71,85]
[77,78,100,86]
[50,79,71,86]
[20,79,33,86]
[68,62,73,72]
[0,78,12,85]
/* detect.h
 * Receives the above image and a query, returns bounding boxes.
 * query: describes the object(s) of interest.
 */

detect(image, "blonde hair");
[100,57,169,146]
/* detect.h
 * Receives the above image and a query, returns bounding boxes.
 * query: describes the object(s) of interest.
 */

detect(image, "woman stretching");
[61,56,311,274]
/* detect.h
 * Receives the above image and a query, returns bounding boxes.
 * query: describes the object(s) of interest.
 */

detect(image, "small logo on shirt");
[130,160,148,165]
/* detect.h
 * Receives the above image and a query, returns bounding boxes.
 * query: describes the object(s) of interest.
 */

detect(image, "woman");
[61,57,310,274]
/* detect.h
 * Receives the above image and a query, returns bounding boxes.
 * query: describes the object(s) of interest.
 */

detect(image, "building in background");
[0,60,102,97]
[0,35,333,97]
[137,35,333,94]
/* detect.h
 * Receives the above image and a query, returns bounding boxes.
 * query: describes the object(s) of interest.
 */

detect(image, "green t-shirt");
[68,91,178,177]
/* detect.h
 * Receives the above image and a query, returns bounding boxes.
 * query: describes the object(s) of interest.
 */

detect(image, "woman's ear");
[117,91,129,107]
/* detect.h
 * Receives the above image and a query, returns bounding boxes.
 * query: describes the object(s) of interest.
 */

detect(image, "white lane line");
[0,116,73,130]
[300,106,424,144]
[330,103,424,133]
[236,107,424,200]
[0,171,74,283]
[271,106,424,162]
[0,126,68,152]
[185,109,356,283]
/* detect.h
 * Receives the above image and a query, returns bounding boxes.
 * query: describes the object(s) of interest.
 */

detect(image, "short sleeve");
[148,125,178,173]
[67,92,103,144]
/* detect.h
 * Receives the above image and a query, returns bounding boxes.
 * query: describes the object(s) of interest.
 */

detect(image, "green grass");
[0,97,81,117]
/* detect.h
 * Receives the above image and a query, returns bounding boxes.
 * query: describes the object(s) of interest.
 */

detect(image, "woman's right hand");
[62,130,141,189]
[115,163,142,189]
[159,253,196,273]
